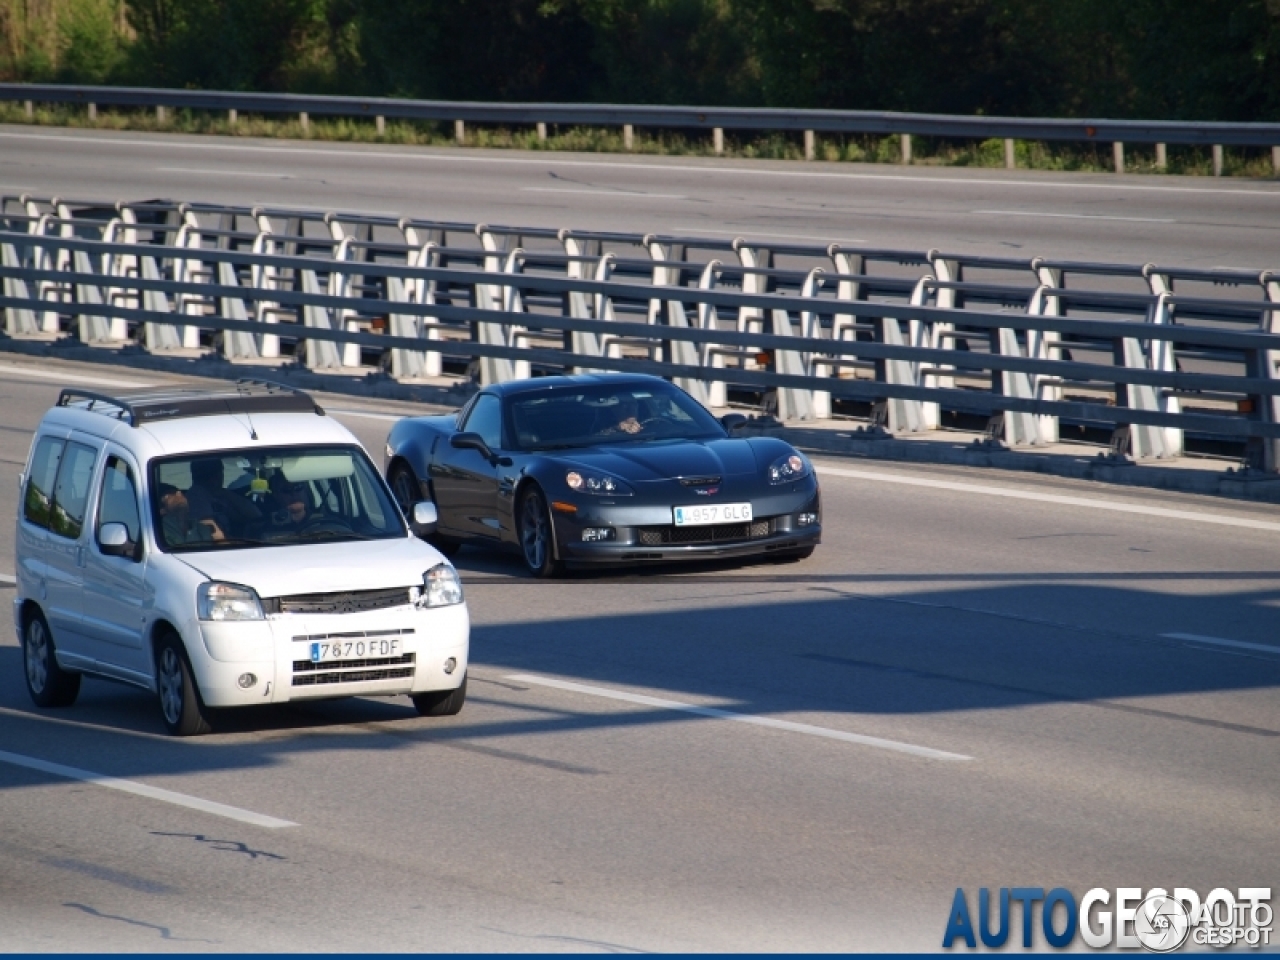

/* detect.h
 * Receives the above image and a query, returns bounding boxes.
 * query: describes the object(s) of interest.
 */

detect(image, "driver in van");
[269,475,317,530]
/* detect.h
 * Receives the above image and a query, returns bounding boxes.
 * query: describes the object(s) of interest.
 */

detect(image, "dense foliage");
[2,0,1278,120]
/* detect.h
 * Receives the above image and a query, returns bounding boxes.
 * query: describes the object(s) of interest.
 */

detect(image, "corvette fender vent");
[638,519,772,546]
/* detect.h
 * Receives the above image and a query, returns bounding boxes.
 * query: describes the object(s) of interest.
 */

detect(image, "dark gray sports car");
[383,374,821,577]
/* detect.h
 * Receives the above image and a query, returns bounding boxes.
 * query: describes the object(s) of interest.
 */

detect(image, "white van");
[13,380,469,735]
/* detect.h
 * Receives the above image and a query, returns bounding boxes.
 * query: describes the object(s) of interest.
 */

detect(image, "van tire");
[23,611,80,708]
[412,675,467,717]
[156,632,213,736]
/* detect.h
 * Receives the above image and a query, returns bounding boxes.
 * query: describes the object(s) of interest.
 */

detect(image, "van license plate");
[311,638,402,663]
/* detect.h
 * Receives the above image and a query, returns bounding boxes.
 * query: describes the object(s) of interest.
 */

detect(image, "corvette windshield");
[149,445,405,552]
[509,382,724,451]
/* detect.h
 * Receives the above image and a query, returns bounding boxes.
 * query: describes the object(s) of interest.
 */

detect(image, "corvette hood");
[176,536,442,598]
[555,438,760,482]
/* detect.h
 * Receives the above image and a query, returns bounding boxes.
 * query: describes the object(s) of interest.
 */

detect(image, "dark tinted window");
[463,394,503,450]
[23,435,64,529]
[50,441,99,540]
[97,455,141,545]
[509,382,722,450]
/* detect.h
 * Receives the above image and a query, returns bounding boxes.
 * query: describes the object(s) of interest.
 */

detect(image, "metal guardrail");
[3,83,1280,169]
[3,195,1279,470]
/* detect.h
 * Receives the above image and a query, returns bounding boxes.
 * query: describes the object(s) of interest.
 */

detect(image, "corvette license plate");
[310,637,402,663]
[673,502,753,526]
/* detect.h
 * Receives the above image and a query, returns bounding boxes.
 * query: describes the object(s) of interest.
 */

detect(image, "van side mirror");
[99,522,139,561]
[411,501,438,538]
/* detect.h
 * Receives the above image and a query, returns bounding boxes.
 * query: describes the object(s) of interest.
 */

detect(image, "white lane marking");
[1160,632,1280,656]
[974,209,1176,223]
[0,573,15,585]
[521,187,686,199]
[0,749,298,828]
[673,226,866,243]
[507,674,971,761]
[817,465,1280,533]
[0,705,179,742]
[0,363,156,388]
[329,408,404,422]
[156,166,293,179]
[5,130,1278,199]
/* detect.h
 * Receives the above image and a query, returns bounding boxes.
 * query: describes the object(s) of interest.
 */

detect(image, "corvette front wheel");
[519,486,565,579]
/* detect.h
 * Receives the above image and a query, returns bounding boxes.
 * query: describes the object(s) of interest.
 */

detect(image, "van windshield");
[149,445,405,552]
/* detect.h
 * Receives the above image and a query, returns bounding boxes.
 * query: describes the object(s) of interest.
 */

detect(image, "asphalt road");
[0,355,1277,951]
[2,125,1279,272]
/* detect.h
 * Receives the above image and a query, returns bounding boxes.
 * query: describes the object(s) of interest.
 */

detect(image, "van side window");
[23,436,65,529]
[97,455,141,545]
[49,442,99,540]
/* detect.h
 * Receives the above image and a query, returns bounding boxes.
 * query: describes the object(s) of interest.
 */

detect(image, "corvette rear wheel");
[519,486,565,579]
[389,461,460,557]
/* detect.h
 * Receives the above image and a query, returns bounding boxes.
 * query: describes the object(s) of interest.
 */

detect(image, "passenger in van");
[157,483,226,545]
[268,476,319,531]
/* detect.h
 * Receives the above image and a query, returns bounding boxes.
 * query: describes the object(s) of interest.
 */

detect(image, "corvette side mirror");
[411,501,438,538]
[451,432,494,460]
[721,413,748,434]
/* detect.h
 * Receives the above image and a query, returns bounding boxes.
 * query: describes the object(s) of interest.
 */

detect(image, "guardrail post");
[1273,146,1280,175]
[376,115,385,136]
[1141,265,1183,455]
[1004,139,1015,169]
[901,133,911,165]
[217,260,262,360]
[1113,142,1124,173]
[1156,143,1167,169]
[713,127,724,155]
[874,278,929,434]
[624,124,634,150]
[72,249,112,342]
[87,103,96,121]
[455,120,465,144]
[228,108,237,127]
[300,112,310,133]
[1213,144,1224,176]
[156,105,166,124]
[1029,260,1064,443]
[1111,294,1177,459]
[1258,271,1280,471]
[537,122,547,142]
[1,239,38,334]
[24,100,32,120]
[804,130,815,161]
[139,255,183,351]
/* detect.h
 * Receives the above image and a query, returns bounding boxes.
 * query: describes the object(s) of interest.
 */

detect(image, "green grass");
[2,102,1276,178]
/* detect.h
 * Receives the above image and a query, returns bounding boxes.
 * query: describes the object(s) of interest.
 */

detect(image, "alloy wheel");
[521,492,548,570]
[158,647,184,726]
[25,619,48,695]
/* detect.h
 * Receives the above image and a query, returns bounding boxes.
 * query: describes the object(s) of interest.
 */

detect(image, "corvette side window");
[464,395,503,450]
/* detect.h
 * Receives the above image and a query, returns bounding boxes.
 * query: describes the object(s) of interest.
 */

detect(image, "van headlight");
[197,582,265,621]
[419,563,464,608]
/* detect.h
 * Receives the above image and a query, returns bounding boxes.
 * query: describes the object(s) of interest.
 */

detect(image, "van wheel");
[156,633,213,736]
[23,611,80,708]
[412,675,467,717]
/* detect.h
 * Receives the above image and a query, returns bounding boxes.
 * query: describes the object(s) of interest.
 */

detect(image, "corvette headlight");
[565,470,634,496]
[197,582,265,621]
[419,563,464,607]
[768,452,811,485]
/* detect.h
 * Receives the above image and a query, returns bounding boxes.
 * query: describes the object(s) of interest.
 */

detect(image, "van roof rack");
[56,379,324,427]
